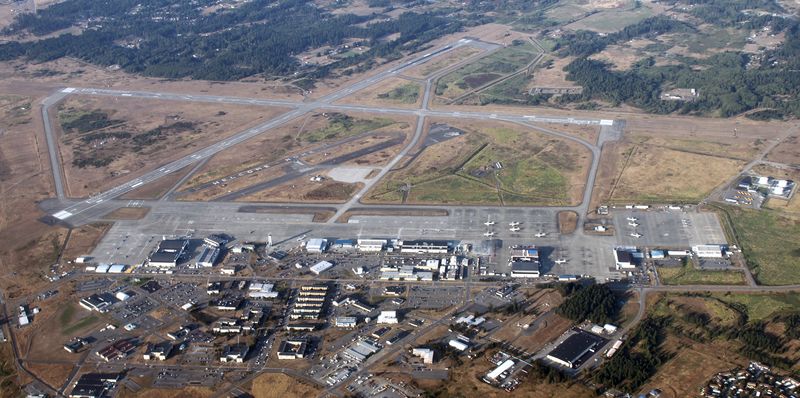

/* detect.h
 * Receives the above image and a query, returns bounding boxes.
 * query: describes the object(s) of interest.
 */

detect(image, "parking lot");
[614,209,727,248]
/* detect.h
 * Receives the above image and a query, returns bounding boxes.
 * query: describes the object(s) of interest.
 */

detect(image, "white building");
[196,246,220,268]
[448,339,468,351]
[306,239,328,253]
[357,239,386,252]
[412,348,434,364]
[510,261,540,278]
[486,359,514,380]
[248,282,279,299]
[377,311,398,324]
[693,245,724,258]
[310,261,333,275]
[335,316,357,328]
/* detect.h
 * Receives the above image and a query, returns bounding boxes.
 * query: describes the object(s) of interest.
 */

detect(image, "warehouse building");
[357,239,386,252]
[143,342,172,361]
[510,261,540,278]
[400,240,450,254]
[195,246,220,268]
[248,282,279,299]
[412,348,435,364]
[305,239,328,253]
[343,339,381,362]
[79,293,116,312]
[335,316,357,328]
[614,249,634,269]
[310,260,333,275]
[69,373,120,398]
[147,238,188,268]
[546,329,607,369]
[220,343,249,363]
[693,244,725,258]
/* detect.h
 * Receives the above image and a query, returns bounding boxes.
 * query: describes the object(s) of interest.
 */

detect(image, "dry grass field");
[403,46,483,78]
[237,179,363,203]
[608,144,744,203]
[765,129,800,166]
[248,373,321,398]
[54,95,288,197]
[335,77,422,108]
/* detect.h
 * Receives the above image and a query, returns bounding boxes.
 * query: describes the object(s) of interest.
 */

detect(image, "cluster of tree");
[525,359,569,384]
[79,131,132,143]
[556,283,618,324]
[61,111,123,134]
[0,0,465,81]
[132,121,196,148]
[593,316,670,391]
[72,155,116,168]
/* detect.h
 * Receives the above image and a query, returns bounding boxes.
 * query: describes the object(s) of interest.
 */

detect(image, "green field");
[713,292,800,322]
[567,5,655,33]
[726,207,800,285]
[366,126,582,205]
[435,41,539,100]
[657,265,746,286]
[377,83,420,104]
[303,113,395,143]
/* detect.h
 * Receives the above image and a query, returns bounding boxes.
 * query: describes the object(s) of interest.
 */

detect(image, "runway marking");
[53,210,73,220]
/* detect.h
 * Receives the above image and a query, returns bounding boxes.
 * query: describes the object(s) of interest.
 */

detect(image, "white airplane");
[534,232,547,238]
[509,221,520,227]
[483,231,495,237]
[630,232,642,238]
[484,217,495,226]
[628,222,639,227]
[626,217,638,222]
[509,227,521,232]
[554,258,567,265]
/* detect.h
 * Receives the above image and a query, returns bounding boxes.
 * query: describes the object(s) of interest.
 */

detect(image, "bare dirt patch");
[558,211,578,234]
[766,130,800,166]
[530,56,580,89]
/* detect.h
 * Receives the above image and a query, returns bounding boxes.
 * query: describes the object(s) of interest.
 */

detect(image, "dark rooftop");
[548,329,606,365]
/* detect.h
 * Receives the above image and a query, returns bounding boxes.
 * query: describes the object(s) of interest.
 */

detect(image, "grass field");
[713,292,800,321]
[657,265,746,286]
[303,113,394,143]
[366,121,589,205]
[435,41,539,101]
[609,144,744,203]
[725,207,800,285]
[566,4,656,33]
[377,82,420,104]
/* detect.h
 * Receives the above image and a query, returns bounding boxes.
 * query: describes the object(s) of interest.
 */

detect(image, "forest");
[0,0,467,81]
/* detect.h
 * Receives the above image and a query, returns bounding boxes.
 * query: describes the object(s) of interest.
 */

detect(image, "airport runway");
[41,37,617,224]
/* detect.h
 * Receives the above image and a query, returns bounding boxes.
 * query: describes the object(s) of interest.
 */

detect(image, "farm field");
[366,119,590,206]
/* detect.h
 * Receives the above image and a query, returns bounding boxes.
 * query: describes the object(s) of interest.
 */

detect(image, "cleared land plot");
[657,265,745,286]
[403,46,483,78]
[54,95,287,197]
[366,119,591,206]
[434,42,539,102]
[530,56,580,89]
[765,132,800,166]
[626,133,766,161]
[335,77,421,108]
[638,345,741,398]
[725,206,800,285]
[565,3,657,33]
[608,144,744,203]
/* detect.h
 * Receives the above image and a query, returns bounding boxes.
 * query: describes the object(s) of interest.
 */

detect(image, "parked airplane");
[509,227,521,232]
[483,231,495,237]
[509,221,520,227]
[554,258,567,265]
[534,232,547,237]
[628,222,639,227]
[484,216,495,226]
[630,232,642,238]
[626,217,638,222]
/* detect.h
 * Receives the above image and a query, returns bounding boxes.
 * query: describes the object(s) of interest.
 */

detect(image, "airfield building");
[400,240,450,254]
[546,329,606,369]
